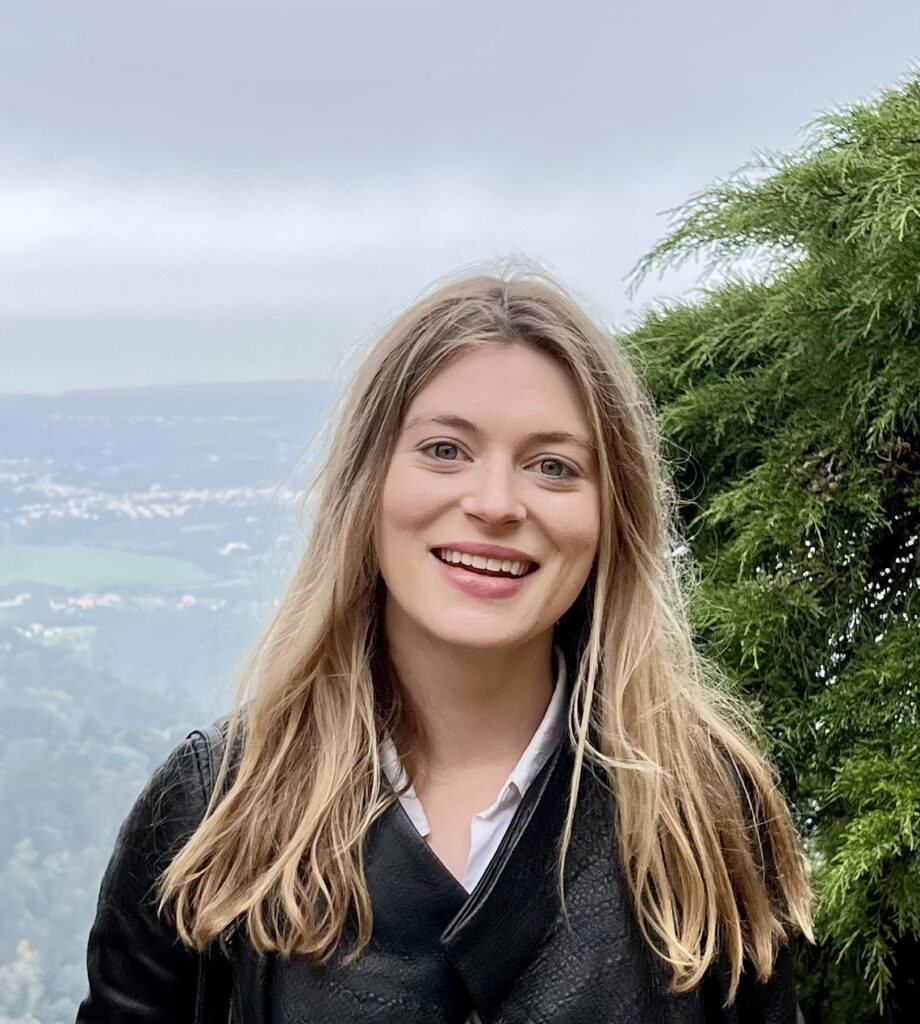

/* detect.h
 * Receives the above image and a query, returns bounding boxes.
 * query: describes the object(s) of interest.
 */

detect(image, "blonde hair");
[160,265,812,999]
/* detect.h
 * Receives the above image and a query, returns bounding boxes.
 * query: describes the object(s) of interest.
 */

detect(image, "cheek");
[377,464,442,549]
[556,496,601,567]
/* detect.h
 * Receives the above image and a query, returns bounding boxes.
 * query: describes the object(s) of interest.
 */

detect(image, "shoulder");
[115,717,238,867]
[77,723,233,1020]
[117,728,217,870]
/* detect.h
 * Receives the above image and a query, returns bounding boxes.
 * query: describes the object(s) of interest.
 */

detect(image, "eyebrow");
[401,413,597,455]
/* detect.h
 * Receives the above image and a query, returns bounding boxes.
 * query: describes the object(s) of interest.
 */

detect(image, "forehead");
[403,344,589,430]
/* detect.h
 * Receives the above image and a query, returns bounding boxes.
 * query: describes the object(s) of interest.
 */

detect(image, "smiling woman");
[76,267,812,1023]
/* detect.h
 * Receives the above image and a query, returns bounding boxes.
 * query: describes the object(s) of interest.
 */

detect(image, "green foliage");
[625,72,920,1021]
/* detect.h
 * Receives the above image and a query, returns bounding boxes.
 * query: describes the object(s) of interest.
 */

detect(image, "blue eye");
[421,441,463,461]
[537,458,577,480]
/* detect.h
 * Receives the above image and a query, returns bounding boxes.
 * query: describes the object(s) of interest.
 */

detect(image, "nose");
[459,457,526,525]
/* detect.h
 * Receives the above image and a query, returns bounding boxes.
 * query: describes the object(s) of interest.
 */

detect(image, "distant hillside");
[0,379,334,1021]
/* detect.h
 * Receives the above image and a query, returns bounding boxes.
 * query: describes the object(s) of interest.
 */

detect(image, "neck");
[384,613,556,778]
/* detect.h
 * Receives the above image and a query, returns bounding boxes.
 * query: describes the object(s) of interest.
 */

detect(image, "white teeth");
[436,549,531,577]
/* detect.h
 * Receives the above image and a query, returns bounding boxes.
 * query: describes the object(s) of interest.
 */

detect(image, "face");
[375,342,601,653]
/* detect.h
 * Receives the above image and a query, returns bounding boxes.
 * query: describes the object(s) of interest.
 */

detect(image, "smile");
[433,548,536,578]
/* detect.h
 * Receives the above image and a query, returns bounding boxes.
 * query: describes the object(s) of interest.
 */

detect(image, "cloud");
[3,0,917,389]
[0,160,704,325]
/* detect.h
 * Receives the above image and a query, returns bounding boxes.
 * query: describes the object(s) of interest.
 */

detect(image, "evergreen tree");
[625,73,920,1022]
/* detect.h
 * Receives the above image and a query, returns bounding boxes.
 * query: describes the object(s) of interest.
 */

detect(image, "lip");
[431,550,536,599]
[430,541,539,567]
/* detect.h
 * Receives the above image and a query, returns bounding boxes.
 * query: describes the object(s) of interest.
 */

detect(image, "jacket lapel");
[263,797,474,1024]
[440,741,571,1020]
[365,795,470,953]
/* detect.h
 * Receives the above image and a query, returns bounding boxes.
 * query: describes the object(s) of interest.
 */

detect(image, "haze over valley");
[0,381,330,1021]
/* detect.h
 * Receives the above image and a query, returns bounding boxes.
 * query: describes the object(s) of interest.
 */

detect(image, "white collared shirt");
[379,644,568,893]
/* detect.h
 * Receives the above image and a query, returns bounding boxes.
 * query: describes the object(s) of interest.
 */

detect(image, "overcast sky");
[1,0,918,393]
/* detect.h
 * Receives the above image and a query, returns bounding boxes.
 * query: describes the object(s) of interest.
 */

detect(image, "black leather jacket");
[76,723,801,1023]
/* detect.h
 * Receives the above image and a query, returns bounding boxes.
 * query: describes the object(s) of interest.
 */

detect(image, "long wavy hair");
[159,265,812,999]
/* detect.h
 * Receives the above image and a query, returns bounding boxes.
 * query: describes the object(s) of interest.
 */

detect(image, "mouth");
[431,547,539,579]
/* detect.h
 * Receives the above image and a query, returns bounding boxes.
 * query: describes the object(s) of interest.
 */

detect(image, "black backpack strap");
[188,722,235,1024]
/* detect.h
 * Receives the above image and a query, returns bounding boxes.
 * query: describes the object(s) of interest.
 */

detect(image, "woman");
[77,268,813,1023]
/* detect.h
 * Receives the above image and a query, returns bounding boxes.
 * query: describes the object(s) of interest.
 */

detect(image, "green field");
[0,544,212,589]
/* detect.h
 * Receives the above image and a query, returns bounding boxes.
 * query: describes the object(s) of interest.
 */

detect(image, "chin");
[420,614,543,652]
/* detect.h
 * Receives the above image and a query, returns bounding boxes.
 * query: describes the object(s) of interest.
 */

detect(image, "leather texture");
[77,731,210,1023]
[77,722,801,1023]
